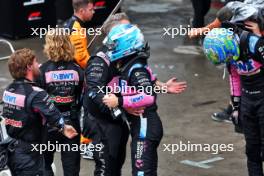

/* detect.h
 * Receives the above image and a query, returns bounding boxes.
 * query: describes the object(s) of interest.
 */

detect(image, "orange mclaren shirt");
[65,16,90,69]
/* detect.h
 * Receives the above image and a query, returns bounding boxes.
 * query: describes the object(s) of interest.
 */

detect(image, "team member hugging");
[102,24,163,176]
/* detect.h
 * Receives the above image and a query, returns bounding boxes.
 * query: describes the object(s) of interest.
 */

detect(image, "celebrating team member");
[189,0,264,123]
[65,0,94,69]
[102,13,187,95]
[83,48,130,176]
[82,13,146,176]
[188,0,264,39]
[203,21,264,175]
[102,24,164,176]
[82,14,132,176]
[36,31,84,176]
[2,48,77,175]
[82,13,187,175]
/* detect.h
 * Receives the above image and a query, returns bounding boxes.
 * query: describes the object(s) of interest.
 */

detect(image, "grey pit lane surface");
[0,0,247,175]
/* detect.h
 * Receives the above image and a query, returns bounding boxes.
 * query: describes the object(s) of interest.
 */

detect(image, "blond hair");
[8,48,35,79]
[44,29,75,62]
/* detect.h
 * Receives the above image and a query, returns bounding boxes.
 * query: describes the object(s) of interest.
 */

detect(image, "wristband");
[231,96,240,111]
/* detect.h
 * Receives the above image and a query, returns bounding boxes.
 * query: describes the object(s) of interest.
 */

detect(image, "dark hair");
[72,0,93,11]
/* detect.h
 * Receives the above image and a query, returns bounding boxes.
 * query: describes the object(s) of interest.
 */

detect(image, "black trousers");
[241,90,264,176]
[190,0,211,28]
[129,112,163,176]
[8,141,45,176]
[44,119,81,176]
[92,119,129,176]
[131,138,160,176]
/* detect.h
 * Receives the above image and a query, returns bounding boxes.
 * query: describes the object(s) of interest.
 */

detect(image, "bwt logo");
[131,95,144,103]
[3,94,16,104]
[52,73,74,81]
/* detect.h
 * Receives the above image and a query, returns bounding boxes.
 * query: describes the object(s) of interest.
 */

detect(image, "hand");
[126,107,145,116]
[245,21,262,36]
[188,28,204,39]
[166,77,187,94]
[231,110,239,124]
[63,125,78,139]
[231,109,243,133]
[103,94,119,108]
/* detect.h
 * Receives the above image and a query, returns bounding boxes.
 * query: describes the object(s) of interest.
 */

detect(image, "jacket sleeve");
[84,57,111,114]
[31,87,64,130]
[120,67,155,109]
[70,24,90,69]
[227,64,241,97]
[250,35,264,63]
[75,67,85,109]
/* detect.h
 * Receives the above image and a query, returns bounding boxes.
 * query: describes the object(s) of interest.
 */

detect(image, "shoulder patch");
[32,86,44,92]
[97,52,110,66]
[249,35,259,54]
[3,91,26,107]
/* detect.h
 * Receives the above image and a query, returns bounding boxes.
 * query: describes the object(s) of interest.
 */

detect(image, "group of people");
[1,0,187,176]
[189,0,264,175]
[6,0,264,175]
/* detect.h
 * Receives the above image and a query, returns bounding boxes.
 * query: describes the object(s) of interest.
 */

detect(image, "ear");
[79,7,86,14]
[79,8,84,13]
[27,64,33,71]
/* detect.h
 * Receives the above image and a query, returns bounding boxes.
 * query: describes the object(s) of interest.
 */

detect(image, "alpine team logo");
[136,160,144,169]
